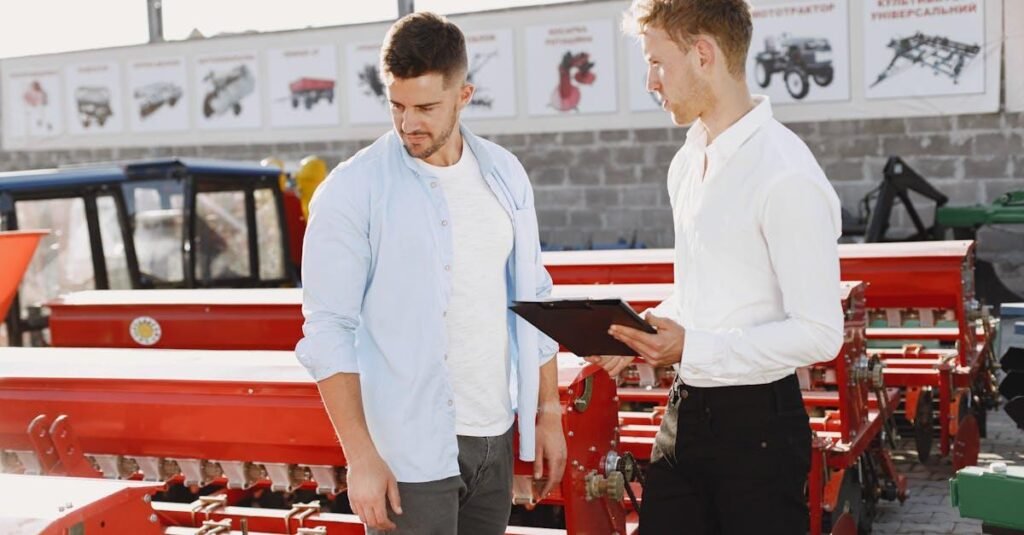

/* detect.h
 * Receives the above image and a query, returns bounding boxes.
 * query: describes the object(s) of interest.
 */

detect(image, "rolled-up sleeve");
[294,167,372,382]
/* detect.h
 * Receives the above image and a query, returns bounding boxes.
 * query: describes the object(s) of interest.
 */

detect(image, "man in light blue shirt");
[295,12,566,534]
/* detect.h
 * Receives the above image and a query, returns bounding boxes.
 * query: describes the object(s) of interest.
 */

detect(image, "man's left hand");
[534,413,567,498]
[609,312,686,367]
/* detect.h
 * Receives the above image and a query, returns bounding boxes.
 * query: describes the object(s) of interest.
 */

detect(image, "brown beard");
[404,105,458,160]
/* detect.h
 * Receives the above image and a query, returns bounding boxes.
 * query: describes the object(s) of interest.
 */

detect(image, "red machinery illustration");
[550,51,596,112]
[289,78,335,110]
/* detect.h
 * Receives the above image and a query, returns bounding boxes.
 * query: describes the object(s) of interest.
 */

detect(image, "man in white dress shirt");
[587,1,845,533]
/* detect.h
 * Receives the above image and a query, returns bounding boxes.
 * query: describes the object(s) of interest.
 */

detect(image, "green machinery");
[951,463,1024,534]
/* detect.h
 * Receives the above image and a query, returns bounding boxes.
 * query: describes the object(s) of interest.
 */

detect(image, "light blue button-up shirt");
[295,125,558,483]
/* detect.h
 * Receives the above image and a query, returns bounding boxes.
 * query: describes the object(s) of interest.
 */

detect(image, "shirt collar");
[685,95,773,161]
[395,123,496,179]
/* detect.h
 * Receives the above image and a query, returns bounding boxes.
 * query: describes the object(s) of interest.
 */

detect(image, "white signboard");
[864,0,985,99]
[525,20,618,116]
[747,0,851,103]
[345,42,390,125]
[1005,0,1024,112]
[127,57,188,132]
[625,37,661,112]
[194,52,262,129]
[267,45,340,128]
[4,69,64,138]
[462,30,517,120]
[65,62,124,134]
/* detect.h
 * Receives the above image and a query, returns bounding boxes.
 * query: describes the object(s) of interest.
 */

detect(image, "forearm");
[537,356,560,417]
[317,372,380,464]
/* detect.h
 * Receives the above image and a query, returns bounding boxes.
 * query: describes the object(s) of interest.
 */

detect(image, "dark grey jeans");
[366,425,514,535]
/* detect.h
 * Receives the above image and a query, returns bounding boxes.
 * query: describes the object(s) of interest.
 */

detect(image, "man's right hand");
[347,453,402,531]
[583,355,635,377]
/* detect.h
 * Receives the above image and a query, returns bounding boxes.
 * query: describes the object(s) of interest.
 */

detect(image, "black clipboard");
[510,299,656,357]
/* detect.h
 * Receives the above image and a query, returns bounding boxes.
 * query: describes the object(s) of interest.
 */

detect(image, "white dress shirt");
[651,96,844,387]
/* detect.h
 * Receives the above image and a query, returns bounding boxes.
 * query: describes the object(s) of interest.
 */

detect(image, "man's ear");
[693,37,716,72]
[458,82,475,110]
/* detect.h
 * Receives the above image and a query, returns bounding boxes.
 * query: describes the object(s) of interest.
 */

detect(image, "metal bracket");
[573,376,594,413]
[196,519,232,535]
[189,494,228,526]
[26,414,60,475]
[48,415,102,478]
[284,501,321,531]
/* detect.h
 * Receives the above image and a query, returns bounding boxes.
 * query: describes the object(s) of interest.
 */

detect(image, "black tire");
[291,97,299,108]
[305,97,314,110]
[784,68,810,100]
[168,97,179,107]
[232,102,242,115]
[754,61,772,88]
[813,67,834,87]
[203,93,215,118]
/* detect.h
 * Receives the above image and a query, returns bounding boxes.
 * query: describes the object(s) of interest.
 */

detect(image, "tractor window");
[254,187,285,280]
[14,197,96,319]
[195,190,250,282]
[123,180,185,286]
[96,195,132,289]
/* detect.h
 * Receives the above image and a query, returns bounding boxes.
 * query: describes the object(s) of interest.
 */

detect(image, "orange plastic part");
[0,230,47,319]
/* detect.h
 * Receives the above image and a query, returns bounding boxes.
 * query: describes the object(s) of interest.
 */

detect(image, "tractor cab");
[0,158,300,346]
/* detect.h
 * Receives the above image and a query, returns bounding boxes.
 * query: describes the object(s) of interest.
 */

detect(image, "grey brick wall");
[2,110,1022,288]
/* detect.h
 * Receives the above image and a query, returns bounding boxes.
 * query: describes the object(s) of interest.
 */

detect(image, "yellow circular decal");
[129,316,162,346]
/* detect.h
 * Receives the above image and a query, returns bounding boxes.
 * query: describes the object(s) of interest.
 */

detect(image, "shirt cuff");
[538,332,559,366]
[680,328,719,371]
[294,334,359,381]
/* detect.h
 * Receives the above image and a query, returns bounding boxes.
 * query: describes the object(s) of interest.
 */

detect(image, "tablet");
[510,298,656,357]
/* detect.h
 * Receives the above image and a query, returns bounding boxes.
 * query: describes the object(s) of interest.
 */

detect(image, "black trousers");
[639,374,811,535]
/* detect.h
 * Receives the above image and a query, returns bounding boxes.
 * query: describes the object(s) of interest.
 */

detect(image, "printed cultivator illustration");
[202,65,255,118]
[134,82,183,119]
[871,32,980,88]
[289,77,335,110]
[467,51,498,109]
[75,86,114,128]
[550,51,596,112]
[22,80,54,132]
[754,34,834,100]
[357,64,386,105]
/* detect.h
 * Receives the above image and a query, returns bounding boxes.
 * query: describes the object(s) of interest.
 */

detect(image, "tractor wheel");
[813,68,834,86]
[305,97,314,110]
[233,102,242,115]
[292,97,299,108]
[914,388,934,463]
[203,93,215,118]
[169,97,179,107]
[755,61,772,88]
[784,68,810,100]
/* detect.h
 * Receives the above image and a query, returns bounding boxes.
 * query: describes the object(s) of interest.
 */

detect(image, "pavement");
[872,407,1023,534]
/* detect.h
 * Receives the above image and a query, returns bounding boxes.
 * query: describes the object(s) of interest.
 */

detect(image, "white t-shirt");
[415,140,515,436]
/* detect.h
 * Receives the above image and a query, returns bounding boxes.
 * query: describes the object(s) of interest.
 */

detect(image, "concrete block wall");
[2,110,1022,288]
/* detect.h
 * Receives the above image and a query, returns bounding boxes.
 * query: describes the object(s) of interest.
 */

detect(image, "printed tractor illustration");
[75,86,114,128]
[754,35,834,100]
[288,77,335,110]
[357,64,386,104]
[134,82,183,119]
[202,65,255,118]
[550,51,596,112]
[871,32,980,88]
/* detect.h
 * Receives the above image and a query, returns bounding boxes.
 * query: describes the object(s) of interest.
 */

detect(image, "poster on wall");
[625,38,661,112]
[267,45,340,128]
[345,42,390,125]
[462,29,517,120]
[864,0,985,99]
[746,0,850,103]
[525,20,618,116]
[4,69,65,138]
[127,57,188,132]
[65,62,124,134]
[193,51,262,129]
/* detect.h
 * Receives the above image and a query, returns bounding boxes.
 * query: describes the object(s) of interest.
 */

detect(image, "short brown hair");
[623,0,752,77]
[380,12,468,87]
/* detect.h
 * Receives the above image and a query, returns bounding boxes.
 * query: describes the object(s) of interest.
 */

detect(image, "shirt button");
[441,219,448,226]
[680,389,689,399]
[448,399,454,407]
[444,264,451,272]
[431,182,438,189]
[444,354,449,361]
[443,310,447,317]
